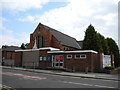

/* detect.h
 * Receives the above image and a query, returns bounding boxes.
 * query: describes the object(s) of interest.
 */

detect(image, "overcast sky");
[0,0,119,48]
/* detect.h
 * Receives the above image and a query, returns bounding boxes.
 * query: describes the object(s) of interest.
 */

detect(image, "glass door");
[53,55,64,68]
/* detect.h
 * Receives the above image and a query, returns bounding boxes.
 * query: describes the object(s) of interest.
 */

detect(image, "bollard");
[85,67,88,74]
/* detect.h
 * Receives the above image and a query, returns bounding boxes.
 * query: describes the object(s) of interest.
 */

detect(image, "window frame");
[66,55,72,59]
[80,54,86,59]
[75,54,86,59]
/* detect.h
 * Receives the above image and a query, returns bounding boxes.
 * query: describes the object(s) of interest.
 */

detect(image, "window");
[43,57,46,61]
[60,63,63,66]
[75,54,86,59]
[41,36,45,47]
[60,56,63,60]
[37,35,45,48]
[75,55,81,59]
[39,57,42,61]
[66,55,72,59]
[55,56,59,60]
[80,54,86,59]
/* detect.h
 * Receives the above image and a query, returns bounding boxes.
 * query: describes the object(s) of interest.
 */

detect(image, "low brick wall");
[103,69,120,74]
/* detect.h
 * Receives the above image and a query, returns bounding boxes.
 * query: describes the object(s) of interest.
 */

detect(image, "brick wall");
[51,35,60,49]
[39,50,52,69]
[111,54,115,68]
[15,52,22,67]
[29,24,53,49]
[28,23,79,50]
[63,52,103,72]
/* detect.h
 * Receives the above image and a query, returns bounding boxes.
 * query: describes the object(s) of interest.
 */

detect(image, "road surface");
[1,68,119,89]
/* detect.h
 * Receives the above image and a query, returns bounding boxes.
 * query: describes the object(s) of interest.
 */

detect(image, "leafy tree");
[83,24,102,52]
[20,43,29,49]
[106,38,120,67]
[97,33,110,54]
[83,24,120,67]
[20,43,26,49]
[24,43,29,48]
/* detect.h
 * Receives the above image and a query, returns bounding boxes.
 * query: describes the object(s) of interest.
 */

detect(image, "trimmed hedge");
[104,66,114,70]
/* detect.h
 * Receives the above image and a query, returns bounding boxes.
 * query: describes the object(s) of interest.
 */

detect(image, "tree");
[20,43,29,49]
[97,33,110,54]
[24,43,29,48]
[106,38,120,67]
[83,24,102,52]
[20,43,26,49]
[83,24,120,67]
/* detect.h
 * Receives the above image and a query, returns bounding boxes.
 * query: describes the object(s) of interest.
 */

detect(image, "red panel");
[60,56,63,60]
[56,56,59,60]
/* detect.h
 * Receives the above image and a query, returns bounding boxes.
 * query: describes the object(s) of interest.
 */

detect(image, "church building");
[2,23,114,73]
[28,23,81,51]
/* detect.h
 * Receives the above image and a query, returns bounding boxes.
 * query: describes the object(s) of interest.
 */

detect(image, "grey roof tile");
[43,24,81,49]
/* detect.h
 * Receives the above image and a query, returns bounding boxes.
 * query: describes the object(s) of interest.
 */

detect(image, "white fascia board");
[15,49,40,52]
[39,47,60,51]
[48,50,98,54]
[47,51,65,53]
[15,47,60,52]
[65,50,98,54]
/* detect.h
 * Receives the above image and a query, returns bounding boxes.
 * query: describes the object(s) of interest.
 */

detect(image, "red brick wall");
[28,23,79,50]
[14,52,22,67]
[29,24,53,49]
[29,33,33,48]
[51,35,60,49]
[2,51,16,60]
[61,45,78,51]
[39,50,52,68]
[64,52,103,72]
[111,54,114,68]
[63,53,90,72]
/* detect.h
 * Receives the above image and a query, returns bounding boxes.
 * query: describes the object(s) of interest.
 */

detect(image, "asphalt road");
[1,68,119,89]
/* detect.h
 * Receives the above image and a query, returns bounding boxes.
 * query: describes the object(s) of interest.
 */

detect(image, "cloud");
[2,0,119,47]
[18,15,35,22]
[20,0,118,43]
[0,17,30,47]
[1,0,50,11]
[0,26,30,47]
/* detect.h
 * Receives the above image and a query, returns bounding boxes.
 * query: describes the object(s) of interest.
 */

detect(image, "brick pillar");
[29,33,33,49]
[15,52,23,67]
[99,53,103,72]
[111,54,114,68]
[96,53,103,72]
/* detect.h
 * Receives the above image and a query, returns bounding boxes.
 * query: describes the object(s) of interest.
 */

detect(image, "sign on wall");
[103,55,111,68]
[39,56,52,62]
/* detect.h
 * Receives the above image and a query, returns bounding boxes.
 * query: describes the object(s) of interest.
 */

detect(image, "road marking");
[63,81,116,88]
[0,84,16,90]
[2,72,46,80]
[94,84,115,88]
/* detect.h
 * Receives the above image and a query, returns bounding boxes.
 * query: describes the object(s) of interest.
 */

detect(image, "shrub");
[104,66,114,70]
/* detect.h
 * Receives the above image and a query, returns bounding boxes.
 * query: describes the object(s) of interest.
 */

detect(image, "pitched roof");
[77,41,83,49]
[42,24,81,49]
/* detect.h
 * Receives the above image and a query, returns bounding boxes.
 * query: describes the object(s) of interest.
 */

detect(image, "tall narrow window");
[37,36,39,48]
[42,36,45,47]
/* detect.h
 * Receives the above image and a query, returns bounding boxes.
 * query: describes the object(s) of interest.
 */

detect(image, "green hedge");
[104,66,114,70]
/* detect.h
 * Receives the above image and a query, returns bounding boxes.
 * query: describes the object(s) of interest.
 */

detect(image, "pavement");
[1,66,120,81]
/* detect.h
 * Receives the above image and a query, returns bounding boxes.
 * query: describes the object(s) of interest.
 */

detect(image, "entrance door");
[53,55,64,68]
